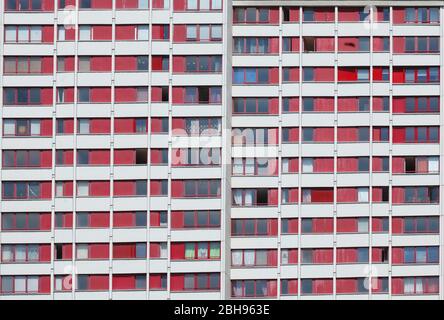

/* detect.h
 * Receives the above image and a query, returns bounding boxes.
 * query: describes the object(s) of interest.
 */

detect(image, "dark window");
[358,127,369,141]
[77,150,89,165]
[16,213,26,229]
[303,128,314,142]
[199,87,209,102]
[136,149,147,164]
[302,249,313,263]
[135,119,146,132]
[4,88,15,104]
[3,151,14,167]
[405,127,415,142]
[29,150,40,166]
[359,37,369,51]
[78,88,90,102]
[80,0,92,8]
[301,279,312,294]
[301,219,313,233]
[303,9,314,22]
[358,97,369,111]
[135,275,146,289]
[30,88,41,103]
[303,98,314,111]
[303,67,314,81]
[32,0,42,10]
[77,275,88,290]
[256,189,268,205]
[209,211,220,227]
[303,37,315,52]
[357,248,369,263]
[136,243,146,258]
[77,213,89,228]
[358,157,369,171]
[161,86,169,102]
[136,180,147,195]
[429,37,439,51]
[28,213,39,229]
[137,56,148,70]
[257,69,269,83]
[357,278,368,293]
[3,182,14,198]
[135,211,147,226]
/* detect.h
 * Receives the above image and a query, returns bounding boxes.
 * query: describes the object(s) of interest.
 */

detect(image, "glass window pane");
[137,25,149,40]
[79,26,91,40]
[18,26,29,42]
[136,243,146,258]
[15,276,26,292]
[358,217,369,232]
[186,25,197,39]
[1,276,13,293]
[357,69,369,81]
[200,26,210,40]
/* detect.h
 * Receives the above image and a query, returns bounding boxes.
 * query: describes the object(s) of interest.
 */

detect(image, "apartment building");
[0,0,443,300]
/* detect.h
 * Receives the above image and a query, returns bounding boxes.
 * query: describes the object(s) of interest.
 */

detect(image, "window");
[185,24,221,41]
[403,7,439,24]
[79,26,91,40]
[78,88,90,103]
[357,68,369,81]
[303,67,314,81]
[78,119,90,134]
[137,25,149,40]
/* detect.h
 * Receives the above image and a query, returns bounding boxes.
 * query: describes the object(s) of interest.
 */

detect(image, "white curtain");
[303,189,311,203]
[358,187,369,202]
[232,281,243,297]
[56,182,64,197]
[15,276,26,292]
[245,190,254,206]
[197,243,208,259]
[281,250,289,264]
[244,250,255,265]
[28,245,39,261]
[30,120,40,136]
[5,27,16,42]
[302,158,313,173]
[138,0,149,9]
[187,0,198,10]
[18,26,28,42]
[160,243,167,259]
[282,158,289,173]
[416,248,427,263]
[76,245,88,259]
[429,157,439,172]
[357,218,369,233]
[77,182,89,197]
[79,26,91,41]
[233,190,242,205]
[245,158,254,175]
[30,26,42,42]
[211,0,222,9]
[200,0,210,10]
[231,250,243,266]
[232,158,243,175]
[137,26,149,41]
[16,245,26,262]
[3,121,15,135]
[404,278,415,294]
[1,246,13,262]
[415,278,424,294]
[200,26,210,41]
[27,276,39,292]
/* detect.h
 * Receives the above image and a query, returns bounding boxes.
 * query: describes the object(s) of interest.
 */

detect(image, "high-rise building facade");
[0,0,443,300]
